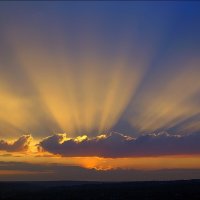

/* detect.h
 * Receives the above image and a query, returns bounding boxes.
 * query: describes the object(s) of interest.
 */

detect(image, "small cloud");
[0,135,32,152]
[0,153,13,157]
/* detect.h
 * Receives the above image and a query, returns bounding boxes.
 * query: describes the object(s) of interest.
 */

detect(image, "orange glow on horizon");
[0,150,200,171]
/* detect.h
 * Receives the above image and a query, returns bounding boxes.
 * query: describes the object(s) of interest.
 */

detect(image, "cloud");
[0,135,32,152]
[38,132,200,158]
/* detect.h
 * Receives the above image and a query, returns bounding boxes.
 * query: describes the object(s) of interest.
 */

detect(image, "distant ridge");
[0,179,199,200]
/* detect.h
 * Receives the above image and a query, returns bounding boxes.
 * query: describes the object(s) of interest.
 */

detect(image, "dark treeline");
[0,180,200,200]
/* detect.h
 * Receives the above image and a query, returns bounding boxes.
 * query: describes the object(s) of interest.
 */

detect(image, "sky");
[0,1,200,181]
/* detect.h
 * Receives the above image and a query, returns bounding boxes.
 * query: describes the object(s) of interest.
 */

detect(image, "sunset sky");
[0,1,200,181]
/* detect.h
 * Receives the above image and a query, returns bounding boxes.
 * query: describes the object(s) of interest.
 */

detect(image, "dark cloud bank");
[38,132,200,158]
[0,132,199,158]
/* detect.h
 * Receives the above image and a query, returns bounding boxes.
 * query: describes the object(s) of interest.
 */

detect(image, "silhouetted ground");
[0,180,199,200]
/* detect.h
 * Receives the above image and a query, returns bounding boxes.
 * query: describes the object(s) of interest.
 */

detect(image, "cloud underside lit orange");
[0,155,200,172]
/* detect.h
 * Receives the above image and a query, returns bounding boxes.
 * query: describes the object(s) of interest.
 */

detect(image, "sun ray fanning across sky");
[0,1,200,181]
